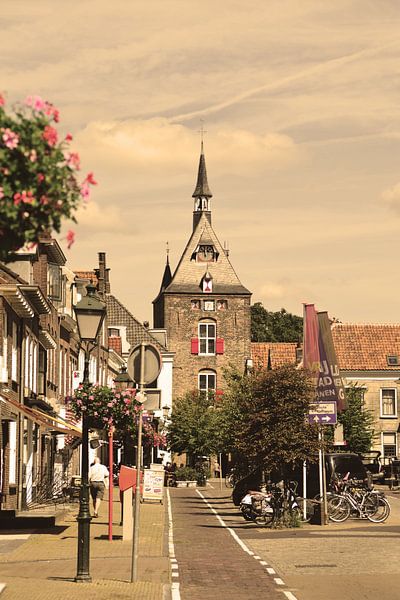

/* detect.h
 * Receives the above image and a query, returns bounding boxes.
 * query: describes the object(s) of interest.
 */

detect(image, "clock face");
[197,244,215,262]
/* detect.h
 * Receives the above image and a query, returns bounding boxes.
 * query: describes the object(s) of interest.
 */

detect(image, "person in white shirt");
[89,457,109,517]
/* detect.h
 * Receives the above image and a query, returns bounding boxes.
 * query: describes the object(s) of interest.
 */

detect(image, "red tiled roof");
[251,342,298,369]
[74,270,98,285]
[108,336,122,356]
[331,323,400,371]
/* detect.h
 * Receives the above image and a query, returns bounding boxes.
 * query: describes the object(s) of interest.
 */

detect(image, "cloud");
[382,182,400,213]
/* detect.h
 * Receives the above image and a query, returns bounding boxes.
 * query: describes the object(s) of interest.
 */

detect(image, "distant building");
[153,144,252,399]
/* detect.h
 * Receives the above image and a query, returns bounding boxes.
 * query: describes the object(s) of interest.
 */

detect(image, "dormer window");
[387,355,399,366]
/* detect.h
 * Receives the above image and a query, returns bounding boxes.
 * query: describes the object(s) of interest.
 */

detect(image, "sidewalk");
[0,488,170,600]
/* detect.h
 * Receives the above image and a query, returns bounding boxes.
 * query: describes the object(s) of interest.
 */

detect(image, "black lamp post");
[73,283,106,583]
[114,365,134,392]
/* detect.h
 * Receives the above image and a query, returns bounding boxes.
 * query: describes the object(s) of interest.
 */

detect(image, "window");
[387,355,399,366]
[217,300,227,310]
[108,328,120,337]
[191,300,200,310]
[203,300,215,311]
[382,433,397,458]
[199,370,216,393]
[380,389,397,417]
[198,322,216,355]
[11,322,17,381]
[47,263,62,300]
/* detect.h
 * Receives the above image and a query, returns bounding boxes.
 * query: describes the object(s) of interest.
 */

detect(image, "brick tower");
[153,143,252,399]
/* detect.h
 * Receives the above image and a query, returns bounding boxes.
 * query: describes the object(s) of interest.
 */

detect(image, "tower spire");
[192,126,212,230]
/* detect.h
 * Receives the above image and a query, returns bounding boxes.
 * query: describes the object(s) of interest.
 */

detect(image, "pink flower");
[80,182,90,202]
[37,173,45,183]
[25,95,45,111]
[65,133,73,142]
[64,151,80,170]
[89,395,94,401]
[0,187,4,199]
[84,172,97,185]
[0,93,5,107]
[29,149,37,162]
[42,125,58,147]
[2,128,19,149]
[40,195,49,205]
[66,229,75,249]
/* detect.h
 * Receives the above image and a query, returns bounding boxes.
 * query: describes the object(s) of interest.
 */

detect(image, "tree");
[222,365,320,477]
[338,385,375,453]
[251,303,303,342]
[167,391,227,459]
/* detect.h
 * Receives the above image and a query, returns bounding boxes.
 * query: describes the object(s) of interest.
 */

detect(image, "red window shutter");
[216,338,224,355]
[191,338,199,354]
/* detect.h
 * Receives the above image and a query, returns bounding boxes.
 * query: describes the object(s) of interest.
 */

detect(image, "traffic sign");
[308,401,337,425]
[127,343,162,385]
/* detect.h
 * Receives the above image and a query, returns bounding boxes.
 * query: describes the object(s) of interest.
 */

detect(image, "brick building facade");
[153,145,252,399]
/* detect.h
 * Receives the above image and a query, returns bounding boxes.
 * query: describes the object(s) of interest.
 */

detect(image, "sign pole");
[131,342,145,583]
[108,427,114,542]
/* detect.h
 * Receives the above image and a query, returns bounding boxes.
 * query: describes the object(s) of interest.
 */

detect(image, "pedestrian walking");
[89,456,109,517]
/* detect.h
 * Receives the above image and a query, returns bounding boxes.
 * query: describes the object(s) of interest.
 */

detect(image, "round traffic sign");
[127,343,162,385]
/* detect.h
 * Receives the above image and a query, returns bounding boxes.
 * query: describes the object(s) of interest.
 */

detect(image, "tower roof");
[159,255,172,293]
[192,142,212,199]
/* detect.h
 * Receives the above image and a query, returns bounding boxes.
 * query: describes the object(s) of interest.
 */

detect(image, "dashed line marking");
[167,488,181,600]
[195,490,299,598]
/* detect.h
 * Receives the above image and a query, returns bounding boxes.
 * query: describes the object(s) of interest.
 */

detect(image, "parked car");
[359,451,384,483]
[232,452,369,505]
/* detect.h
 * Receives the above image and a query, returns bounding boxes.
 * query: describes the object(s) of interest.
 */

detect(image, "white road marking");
[267,568,276,574]
[284,592,299,600]
[253,555,261,560]
[0,584,6,595]
[274,578,285,585]
[167,488,181,600]
[259,560,268,566]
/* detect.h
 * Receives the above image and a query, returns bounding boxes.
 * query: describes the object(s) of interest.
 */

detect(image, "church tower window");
[198,370,216,393]
[198,321,216,355]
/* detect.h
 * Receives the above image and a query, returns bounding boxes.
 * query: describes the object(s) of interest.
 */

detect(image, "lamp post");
[73,283,106,583]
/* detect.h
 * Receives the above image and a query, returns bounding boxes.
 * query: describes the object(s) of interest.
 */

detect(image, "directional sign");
[308,401,337,425]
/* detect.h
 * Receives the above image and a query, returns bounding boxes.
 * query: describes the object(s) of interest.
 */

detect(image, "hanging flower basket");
[68,384,141,432]
[0,93,96,261]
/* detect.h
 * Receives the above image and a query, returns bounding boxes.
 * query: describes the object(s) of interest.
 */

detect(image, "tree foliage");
[338,385,375,453]
[251,303,303,343]
[167,391,228,458]
[221,366,320,477]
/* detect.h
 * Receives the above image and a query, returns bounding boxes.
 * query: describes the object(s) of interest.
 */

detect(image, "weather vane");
[197,118,207,145]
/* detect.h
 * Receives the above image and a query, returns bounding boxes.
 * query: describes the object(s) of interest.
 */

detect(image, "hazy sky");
[3,1,400,324]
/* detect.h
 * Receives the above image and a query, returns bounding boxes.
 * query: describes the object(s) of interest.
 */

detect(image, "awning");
[38,330,57,350]
[18,285,51,315]
[2,397,81,436]
[0,286,34,318]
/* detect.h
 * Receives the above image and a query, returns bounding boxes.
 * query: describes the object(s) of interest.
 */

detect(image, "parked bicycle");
[322,474,390,523]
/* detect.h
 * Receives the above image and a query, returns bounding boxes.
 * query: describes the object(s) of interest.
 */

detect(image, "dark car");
[232,452,369,505]
[359,451,384,483]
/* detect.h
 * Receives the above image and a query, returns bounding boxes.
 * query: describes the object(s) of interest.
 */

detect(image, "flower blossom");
[13,191,35,206]
[0,93,5,107]
[64,151,80,170]
[25,95,46,111]
[66,229,75,249]
[84,172,97,185]
[42,125,58,147]
[65,133,73,142]
[0,187,4,199]
[2,128,19,149]
[29,149,37,162]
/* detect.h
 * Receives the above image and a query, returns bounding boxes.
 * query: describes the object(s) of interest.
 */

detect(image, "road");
[169,484,400,600]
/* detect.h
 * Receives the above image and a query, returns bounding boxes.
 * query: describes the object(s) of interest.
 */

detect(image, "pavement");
[0,488,169,600]
[170,480,400,600]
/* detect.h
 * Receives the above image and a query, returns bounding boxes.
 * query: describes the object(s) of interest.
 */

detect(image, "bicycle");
[323,476,390,523]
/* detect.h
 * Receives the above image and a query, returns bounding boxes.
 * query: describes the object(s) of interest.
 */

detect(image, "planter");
[175,480,197,488]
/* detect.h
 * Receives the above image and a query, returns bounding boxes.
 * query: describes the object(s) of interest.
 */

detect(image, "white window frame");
[380,388,397,418]
[8,421,17,484]
[382,432,398,459]
[11,322,18,381]
[198,321,216,355]
[203,300,215,311]
[198,370,216,393]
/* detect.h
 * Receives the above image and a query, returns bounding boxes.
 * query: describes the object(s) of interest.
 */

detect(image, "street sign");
[308,401,337,425]
[127,343,162,385]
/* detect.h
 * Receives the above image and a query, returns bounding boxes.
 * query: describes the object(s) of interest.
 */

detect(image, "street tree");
[251,303,303,342]
[222,365,320,478]
[338,384,375,453]
[167,391,227,461]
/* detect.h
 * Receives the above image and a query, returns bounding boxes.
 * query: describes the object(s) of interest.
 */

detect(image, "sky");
[3,0,400,324]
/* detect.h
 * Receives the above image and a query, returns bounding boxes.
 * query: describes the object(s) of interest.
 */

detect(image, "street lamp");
[73,283,106,583]
[114,365,134,391]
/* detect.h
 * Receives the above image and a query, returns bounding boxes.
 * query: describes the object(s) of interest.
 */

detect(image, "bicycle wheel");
[327,494,351,523]
[295,498,315,523]
[365,496,390,523]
